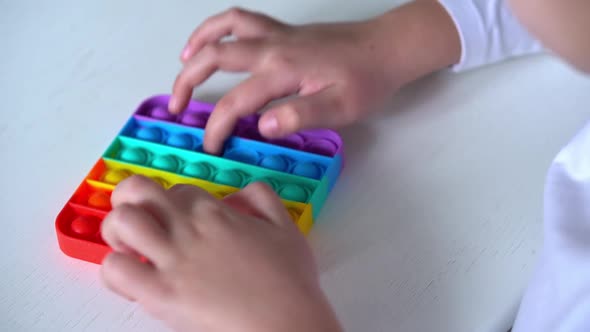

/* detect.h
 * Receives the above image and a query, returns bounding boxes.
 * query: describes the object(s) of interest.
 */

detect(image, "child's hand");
[169,2,461,154]
[100,175,342,332]
[169,7,392,155]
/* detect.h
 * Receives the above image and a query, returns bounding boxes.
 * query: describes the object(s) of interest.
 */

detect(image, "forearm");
[367,0,552,81]
[509,0,590,73]
[365,0,462,85]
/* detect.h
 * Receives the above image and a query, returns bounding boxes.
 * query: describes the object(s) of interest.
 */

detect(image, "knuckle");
[101,254,118,274]
[175,69,198,91]
[263,49,294,71]
[216,95,239,114]
[201,43,221,59]
[227,7,247,20]
[246,182,279,201]
[168,183,198,195]
[195,201,228,230]
[108,204,136,227]
[114,175,152,198]
[245,181,273,196]
[201,200,226,217]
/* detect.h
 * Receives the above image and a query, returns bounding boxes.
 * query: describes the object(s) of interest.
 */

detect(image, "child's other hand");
[170,3,460,154]
[169,7,393,154]
[99,175,342,332]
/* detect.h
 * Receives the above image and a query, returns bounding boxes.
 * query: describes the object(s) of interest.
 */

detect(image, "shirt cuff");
[437,0,544,72]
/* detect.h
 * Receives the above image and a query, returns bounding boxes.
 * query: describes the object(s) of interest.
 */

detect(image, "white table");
[2,1,590,331]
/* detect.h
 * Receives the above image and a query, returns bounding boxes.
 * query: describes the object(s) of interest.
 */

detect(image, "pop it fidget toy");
[56,95,344,264]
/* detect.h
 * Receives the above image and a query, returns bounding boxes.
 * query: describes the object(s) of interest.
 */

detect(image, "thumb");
[257,86,350,138]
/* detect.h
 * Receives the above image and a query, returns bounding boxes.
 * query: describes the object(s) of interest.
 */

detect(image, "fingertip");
[169,74,192,115]
[227,182,293,227]
[202,136,223,155]
[259,113,281,137]
[202,115,228,156]
[111,175,161,207]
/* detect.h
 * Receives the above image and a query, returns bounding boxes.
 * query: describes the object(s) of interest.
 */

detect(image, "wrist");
[256,284,343,332]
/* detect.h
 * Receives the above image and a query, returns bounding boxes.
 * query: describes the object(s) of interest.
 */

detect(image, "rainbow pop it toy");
[55,95,344,264]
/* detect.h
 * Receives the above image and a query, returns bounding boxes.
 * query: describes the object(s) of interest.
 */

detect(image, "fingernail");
[168,96,178,113]
[181,46,191,60]
[260,115,279,136]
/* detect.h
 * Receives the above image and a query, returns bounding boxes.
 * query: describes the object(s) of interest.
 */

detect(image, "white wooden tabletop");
[2,1,590,331]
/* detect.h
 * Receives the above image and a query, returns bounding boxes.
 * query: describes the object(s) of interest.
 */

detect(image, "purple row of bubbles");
[134,95,344,157]
[148,105,211,129]
[230,114,340,156]
[135,96,213,127]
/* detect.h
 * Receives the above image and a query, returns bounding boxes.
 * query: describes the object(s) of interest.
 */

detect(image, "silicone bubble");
[259,155,289,172]
[135,127,163,143]
[180,112,209,127]
[96,233,107,245]
[240,114,258,124]
[152,155,179,172]
[287,209,301,222]
[238,126,265,141]
[216,191,232,198]
[102,169,131,184]
[118,148,148,165]
[211,192,224,199]
[182,162,211,179]
[150,106,175,121]
[249,177,279,191]
[166,133,194,149]
[292,162,323,179]
[70,216,100,237]
[151,177,169,188]
[270,134,305,150]
[304,139,338,156]
[279,184,309,202]
[87,191,111,209]
[214,170,245,187]
[224,148,259,165]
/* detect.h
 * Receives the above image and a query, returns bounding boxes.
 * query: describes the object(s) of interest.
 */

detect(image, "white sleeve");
[511,122,590,332]
[437,0,545,72]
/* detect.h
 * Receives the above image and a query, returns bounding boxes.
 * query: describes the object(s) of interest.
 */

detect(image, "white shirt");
[437,1,590,331]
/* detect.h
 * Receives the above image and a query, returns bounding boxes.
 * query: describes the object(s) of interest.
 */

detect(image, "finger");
[203,73,299,154]
[166,184,234,233]
[169,41,263,114]
[181,7,283,61]
[258,86,347,138]
[111,175,176,229]
[222,182,293,228]
[101,204,174,264]
[166,183,217,212]
[101,252,167,305]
